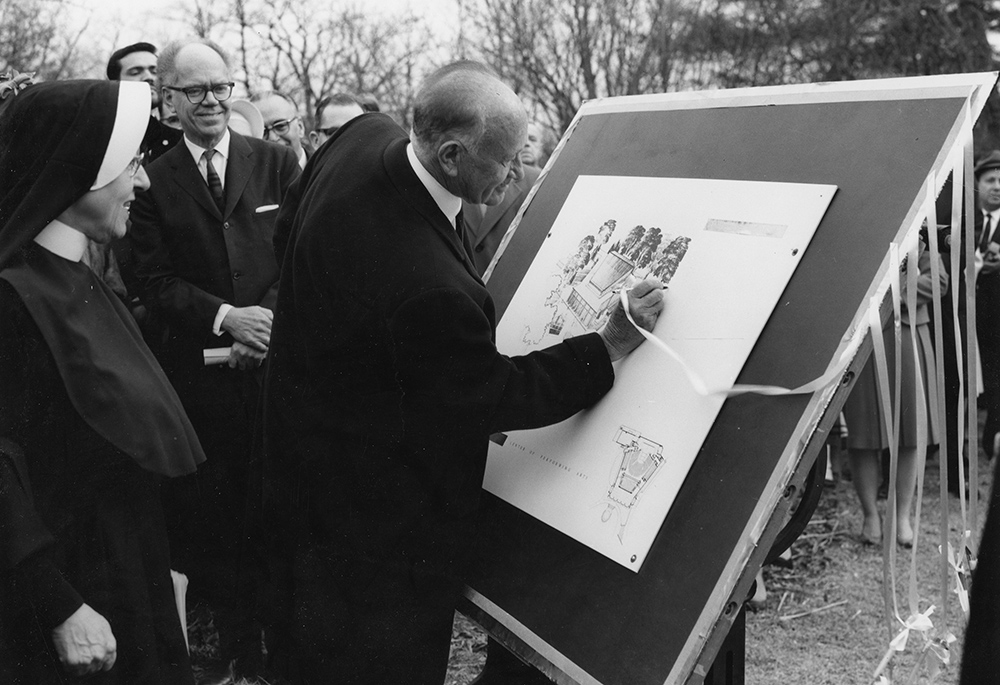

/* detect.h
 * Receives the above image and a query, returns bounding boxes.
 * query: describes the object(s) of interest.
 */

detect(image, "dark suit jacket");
[977,209,1000,352]
[263,114,614,581]
[462,164,540,275]
[129,130,300,380]
[143,116,184,164]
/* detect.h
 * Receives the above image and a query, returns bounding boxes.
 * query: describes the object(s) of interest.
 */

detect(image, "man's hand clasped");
[221,305,273,369]
[598,277,665,362]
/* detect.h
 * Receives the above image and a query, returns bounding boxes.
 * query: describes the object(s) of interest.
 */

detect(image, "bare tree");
[461,0,999,137]
[0,0,101,80]
[180,0,433,127]
[461,0,706,132]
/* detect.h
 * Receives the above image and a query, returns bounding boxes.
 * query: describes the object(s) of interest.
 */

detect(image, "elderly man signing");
[261,61,664,683]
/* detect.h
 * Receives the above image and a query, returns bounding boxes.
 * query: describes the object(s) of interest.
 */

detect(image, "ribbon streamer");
[872,606,936,683]
[618,288,859,398]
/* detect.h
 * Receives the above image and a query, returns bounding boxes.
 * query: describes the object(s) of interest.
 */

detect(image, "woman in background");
[843,240,946,548]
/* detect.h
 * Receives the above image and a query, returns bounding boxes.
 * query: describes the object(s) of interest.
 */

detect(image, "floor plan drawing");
[600,426,665,544]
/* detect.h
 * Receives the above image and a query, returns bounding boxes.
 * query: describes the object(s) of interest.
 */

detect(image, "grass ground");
[743,446,989,685]
[443,446,992,685]
[191,447,992,685]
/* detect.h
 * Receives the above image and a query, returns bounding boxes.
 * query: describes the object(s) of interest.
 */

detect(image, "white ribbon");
[618,287,859,398]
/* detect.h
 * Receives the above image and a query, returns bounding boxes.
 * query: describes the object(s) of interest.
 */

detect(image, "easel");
[466,73,996,685]
[704,449,828,685]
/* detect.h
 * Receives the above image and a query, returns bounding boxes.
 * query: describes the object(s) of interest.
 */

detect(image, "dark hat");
[975,150,1000,178]
[107,41,157,80]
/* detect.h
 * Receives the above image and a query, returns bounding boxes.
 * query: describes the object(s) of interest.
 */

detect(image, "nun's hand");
[228,341,267,370]
[52,603,117,676]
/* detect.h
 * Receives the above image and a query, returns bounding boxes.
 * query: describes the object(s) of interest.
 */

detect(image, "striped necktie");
[203,149,224,213]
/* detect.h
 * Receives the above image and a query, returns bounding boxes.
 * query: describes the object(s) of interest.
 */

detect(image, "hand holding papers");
[204,347,231,366]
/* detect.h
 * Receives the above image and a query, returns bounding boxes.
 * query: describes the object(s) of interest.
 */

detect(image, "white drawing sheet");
[484,175,836,571]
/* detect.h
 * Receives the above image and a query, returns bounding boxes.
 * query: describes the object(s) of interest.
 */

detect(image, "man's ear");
[161,87,174,109]
[309,131,320,148]
[437,140,463,178]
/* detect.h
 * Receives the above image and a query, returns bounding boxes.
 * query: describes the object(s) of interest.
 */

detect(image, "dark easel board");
[463,75,997,685]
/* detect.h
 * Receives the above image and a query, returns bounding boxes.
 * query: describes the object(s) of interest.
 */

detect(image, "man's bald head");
[412,61,527,206]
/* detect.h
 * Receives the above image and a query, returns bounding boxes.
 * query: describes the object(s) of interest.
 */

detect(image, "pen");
[613,285,669,294]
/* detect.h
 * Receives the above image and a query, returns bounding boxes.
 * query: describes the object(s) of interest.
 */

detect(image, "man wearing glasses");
[252,91,310,169]
[309,92,365,150]
[127,37,300,680]
[107,41,183,164]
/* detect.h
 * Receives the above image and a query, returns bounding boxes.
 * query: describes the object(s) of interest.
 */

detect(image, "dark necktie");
[203,149,225,213]
[455,210,474,261]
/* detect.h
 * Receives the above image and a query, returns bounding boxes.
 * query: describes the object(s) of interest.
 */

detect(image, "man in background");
[463,162,540,276]
[253,90,310,169]
[976,151,1000,463]
[106,42,184,324]
[107,41,182,163]
[519,121,554,169]
[309,92,365,150]
[129,37,300,677]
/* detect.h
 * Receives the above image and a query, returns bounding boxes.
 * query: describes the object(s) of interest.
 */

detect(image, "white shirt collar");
[297,147,307,169]
[33,220,89,262]
[406,142,462,229]
[183,128,231,165]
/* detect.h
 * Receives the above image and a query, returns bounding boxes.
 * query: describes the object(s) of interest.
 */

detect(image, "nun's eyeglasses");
[126,154,144,177]
[164,82,235,104]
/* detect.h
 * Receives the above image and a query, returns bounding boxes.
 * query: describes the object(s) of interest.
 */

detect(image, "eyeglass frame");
[126,153,145,177]
[313,125,341,139]
[163,82,236,104]
[263,116,300,138]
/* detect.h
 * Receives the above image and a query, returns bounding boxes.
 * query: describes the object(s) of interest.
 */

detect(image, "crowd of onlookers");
[5,33,1000,685]
[0,36,607,685]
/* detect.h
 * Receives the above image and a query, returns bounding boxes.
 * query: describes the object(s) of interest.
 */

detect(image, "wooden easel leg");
[703,604,745,685]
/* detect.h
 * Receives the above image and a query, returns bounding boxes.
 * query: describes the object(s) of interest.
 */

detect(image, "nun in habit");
[0,80,205,683]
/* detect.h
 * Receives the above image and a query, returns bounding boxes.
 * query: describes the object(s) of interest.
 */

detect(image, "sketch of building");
[600,426,665,543]
[565,250,635,329]
[521,219,692,346]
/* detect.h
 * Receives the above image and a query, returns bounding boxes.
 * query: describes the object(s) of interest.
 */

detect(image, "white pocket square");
[255,204,279,214]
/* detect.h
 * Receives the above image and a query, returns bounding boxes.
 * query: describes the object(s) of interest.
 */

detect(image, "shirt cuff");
[213,303,233,336]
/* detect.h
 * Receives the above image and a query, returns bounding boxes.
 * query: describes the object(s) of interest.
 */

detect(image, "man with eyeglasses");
[128,37,300,680]
[309,92,364,150]
[252,91,310,169]
[107,42,183,164]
